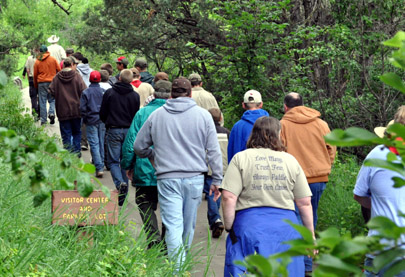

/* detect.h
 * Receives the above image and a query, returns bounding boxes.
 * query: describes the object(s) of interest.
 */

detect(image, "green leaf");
[392,177,405,188]
[382,31,405,48]
[364,159,405,176]
[76,173,94,197]
[325,128,383,146]
[373,248,405,272]
[331,240,369,259]
[286,220,314,243]
[367,216,404,240]
[82,163,96,174]
[383,259,405,277]
[387,123,405,139]
[59,177,74,190]
[33,191,50,207]
[45,141,58,154]
[100,185,111,199]
[379,73,405,94]
[244,254,272,275]
[317,254,362,274]
[0,70,7,89]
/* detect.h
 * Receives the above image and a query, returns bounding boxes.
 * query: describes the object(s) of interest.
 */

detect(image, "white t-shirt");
[221,148,311,211]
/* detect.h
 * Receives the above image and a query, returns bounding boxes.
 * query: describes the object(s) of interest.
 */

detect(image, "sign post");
[52,190,119,226]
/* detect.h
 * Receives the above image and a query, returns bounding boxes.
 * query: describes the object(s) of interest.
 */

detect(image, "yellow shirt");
[221,148,311,211]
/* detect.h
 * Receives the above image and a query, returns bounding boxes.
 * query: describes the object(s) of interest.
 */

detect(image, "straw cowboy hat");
[47,35,60,43]
[374,120,394,138]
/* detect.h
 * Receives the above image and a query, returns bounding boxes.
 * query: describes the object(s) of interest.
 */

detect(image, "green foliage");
[317,154,366,237]
[0,83,108,206]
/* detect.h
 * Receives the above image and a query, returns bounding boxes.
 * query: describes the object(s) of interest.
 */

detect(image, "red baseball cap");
[89,70,101,83]
[115,56,129,66]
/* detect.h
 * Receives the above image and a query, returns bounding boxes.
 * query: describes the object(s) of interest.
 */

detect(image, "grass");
[317,152,367,237]
[0,84,198,276]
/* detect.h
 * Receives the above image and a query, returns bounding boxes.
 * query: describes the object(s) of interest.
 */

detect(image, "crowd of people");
[24,35,405,276]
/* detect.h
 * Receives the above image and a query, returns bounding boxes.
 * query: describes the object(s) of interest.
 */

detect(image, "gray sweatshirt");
[134,97,223,186]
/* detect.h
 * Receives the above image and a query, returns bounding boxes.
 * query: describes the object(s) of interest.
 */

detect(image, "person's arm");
[205,114,223,198]
[33,63,38,88]
[295,197,315,240]
[221,189,237,231]
[79,91,88,120]
[121,115,139,170]
[353,194,371,209]
[99,91,109,123]
[134,117,154,159]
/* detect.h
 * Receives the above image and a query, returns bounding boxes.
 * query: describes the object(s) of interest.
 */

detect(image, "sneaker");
[211,221,224,238]
[49,114,55,125]
[41,121,47,126]
[96,171,104,178]
[81,145,89,151]
[118,182,128,206]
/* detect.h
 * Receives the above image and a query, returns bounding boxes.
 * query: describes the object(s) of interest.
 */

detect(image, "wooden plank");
[52,190,118,226]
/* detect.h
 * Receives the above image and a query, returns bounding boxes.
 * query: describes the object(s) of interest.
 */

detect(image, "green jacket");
[121,99,166,186]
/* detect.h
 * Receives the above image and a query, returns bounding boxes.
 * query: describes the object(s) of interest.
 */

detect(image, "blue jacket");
[227,109,269,163]
[121,99,166,186]
[80,83,105,125]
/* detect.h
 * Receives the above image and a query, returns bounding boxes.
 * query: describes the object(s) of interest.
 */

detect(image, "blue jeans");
[296,182,326,272]
[203,175,221,227]
[38,82,55,124]
[86,123,106,171]
[106,128,128,189]
[364,256,405,276]
[59,118,82,156]
[157,175,204,270]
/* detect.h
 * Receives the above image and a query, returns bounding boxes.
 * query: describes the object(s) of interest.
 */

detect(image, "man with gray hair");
[134,78,222,269]
[100,69,140,206]
[121,80,172,248]
[227,90,269,162]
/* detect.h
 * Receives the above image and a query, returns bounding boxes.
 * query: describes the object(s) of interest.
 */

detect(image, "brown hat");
[154,72,169,83]
[172,78,191,94]
[135,58,147,68]
[188,73,202,82]
[209,108,221,123]
[66,48,74,55]
[154,80,172,93]
[130,67,140,77]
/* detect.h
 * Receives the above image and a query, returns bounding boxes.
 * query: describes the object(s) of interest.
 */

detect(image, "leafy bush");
[317,153,367,236]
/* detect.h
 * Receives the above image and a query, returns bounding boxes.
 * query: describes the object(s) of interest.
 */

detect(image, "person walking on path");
[115,56,129,80]
[205,108,230,238]
[354,106,405,277]
[25,48,40,118]
[280,92,336,274]
[100,69,140,206]
[221,116,313,276]
[47,35,66,63]
[134,78,223,271]
[130,68,154,108]
[134,58,154,86]
[48,56,86,156]
[121,80,172,247]
[33,45,61,125]
[80,71,106,177]
[227,90,269,163]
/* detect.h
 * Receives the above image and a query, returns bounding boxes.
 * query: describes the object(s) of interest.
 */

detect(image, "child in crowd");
[80,71,106,177]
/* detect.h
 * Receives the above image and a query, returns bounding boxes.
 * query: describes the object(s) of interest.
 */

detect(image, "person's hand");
[23,75,26,79]
[148,157,155,168]
[126,169,134,180]
[209,184,221,202]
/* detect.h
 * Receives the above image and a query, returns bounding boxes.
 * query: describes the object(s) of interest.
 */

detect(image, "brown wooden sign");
[52,190,118,226]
